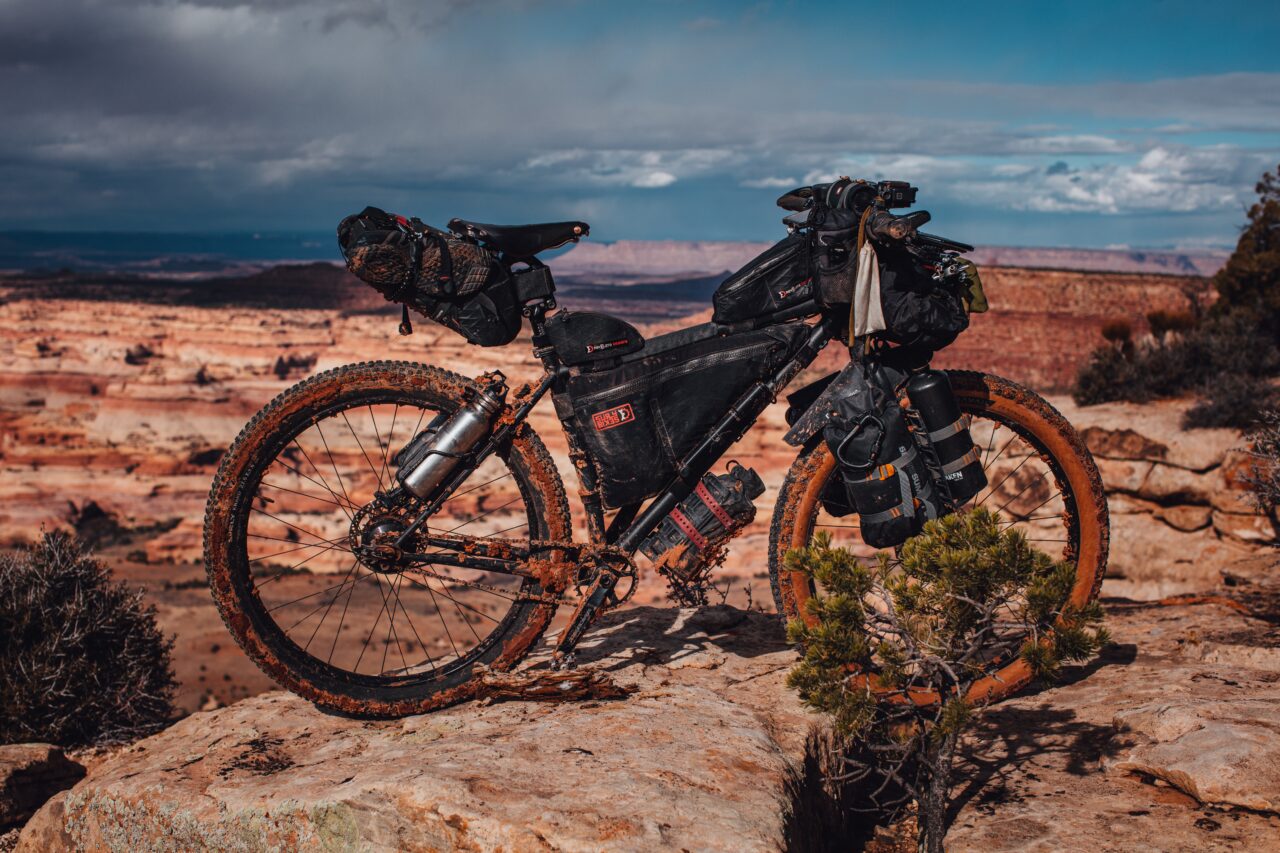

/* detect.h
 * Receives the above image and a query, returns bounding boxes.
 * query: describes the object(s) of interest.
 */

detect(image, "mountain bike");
[203,193,1109,717]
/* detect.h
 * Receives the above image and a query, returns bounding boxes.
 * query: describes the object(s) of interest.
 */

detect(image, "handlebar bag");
[553,322,808,508]
[711,233,815,324]
[874,244,969,352]
[337,207,521,347]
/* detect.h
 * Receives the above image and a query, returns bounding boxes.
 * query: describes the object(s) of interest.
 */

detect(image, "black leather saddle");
[448,219,589,258]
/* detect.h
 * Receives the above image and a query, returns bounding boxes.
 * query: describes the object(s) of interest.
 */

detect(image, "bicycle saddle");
[447,219,589,258]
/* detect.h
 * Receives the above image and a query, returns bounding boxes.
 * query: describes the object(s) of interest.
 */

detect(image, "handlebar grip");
[866,210,931,243]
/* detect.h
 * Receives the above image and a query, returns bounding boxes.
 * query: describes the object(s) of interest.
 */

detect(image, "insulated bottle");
[902,370,986,504]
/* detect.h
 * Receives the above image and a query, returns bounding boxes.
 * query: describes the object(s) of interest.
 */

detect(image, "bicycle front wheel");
[768,370,1109,704]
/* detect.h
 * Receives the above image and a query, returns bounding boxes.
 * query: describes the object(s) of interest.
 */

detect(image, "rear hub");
[350,504,413,575]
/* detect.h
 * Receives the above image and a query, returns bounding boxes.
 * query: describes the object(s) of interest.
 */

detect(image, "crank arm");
[552,568,620,666]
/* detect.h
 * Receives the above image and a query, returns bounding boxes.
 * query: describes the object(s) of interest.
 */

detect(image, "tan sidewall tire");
[203,360,571,716]
[768,370,1109,704]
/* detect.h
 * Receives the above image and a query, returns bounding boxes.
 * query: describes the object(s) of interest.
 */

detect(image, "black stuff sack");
[874,244,970,353]
[639,462,765,578]
[823,364,941,549]
[711,233,815,324]
[337,206,521,347]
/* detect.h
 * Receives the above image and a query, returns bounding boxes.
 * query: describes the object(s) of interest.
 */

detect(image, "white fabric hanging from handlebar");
[852,241,886,338]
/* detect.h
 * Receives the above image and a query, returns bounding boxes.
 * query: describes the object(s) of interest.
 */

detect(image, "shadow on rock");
[540,604,791,672]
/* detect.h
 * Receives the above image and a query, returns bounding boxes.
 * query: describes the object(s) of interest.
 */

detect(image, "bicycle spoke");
[293,434,355,521]
[442,495,523,535]
[260,479,351,511]
[378,405,399,493]
[992,467,1053,517]
[251,506,338,547]
[271,572,363,617]
[976,449,1037,509]
[248,534,350,562]
[302,558,359,652]
[419,580,464,659]
[273,458,361,513]
[327,563,360,666]
[256,539,353,588]
[390,575,437,673]
[402,573,502,625]
[342,410,386,493]
[352,571,387,674]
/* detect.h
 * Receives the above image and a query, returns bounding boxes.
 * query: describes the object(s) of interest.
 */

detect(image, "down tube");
[614,317,836,554]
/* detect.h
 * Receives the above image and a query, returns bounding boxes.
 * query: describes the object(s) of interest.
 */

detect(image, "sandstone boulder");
[1110,699,1280,812]
[18,606,849,853]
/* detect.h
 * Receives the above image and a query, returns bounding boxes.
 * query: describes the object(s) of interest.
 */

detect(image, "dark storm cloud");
[0,0,1277,242]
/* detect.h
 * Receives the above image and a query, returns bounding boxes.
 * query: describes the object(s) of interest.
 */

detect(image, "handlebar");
[865,209,975,254]
[865,209,931,242]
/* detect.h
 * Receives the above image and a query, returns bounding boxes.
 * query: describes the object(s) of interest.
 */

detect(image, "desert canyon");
[2,243,1278,850]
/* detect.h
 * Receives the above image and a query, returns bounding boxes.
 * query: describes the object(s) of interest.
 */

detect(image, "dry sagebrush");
[0,531,176,746]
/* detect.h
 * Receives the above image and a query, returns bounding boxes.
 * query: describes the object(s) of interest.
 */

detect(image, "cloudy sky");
[3,0,1279,248]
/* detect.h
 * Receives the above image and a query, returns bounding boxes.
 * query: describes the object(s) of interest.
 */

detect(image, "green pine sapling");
[786,508,1107,853]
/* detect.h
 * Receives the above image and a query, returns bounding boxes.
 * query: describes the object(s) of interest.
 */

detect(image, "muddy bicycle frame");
[387,278,839,659]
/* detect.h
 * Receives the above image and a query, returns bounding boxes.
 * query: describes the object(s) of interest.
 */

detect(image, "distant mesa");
[550,240,1229,279]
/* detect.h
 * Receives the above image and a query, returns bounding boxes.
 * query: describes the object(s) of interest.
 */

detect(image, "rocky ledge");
[1058,397,1278,600]
[16,569,1280,852]
[17,607,854,852]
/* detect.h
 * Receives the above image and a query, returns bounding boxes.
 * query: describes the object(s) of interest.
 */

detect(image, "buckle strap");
[669,509,708,551]
[695,481,735,529]
[926,416,969,444]
[940,446,981,476]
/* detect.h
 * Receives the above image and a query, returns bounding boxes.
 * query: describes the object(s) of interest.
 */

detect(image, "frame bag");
[554,323,808,508]
[337,206,521,347]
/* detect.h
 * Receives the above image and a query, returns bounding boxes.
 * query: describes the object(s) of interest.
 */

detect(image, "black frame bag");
[337,206,521,347]
[553,323,808,507]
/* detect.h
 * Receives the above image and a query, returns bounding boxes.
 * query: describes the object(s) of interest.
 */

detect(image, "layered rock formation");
[1052,397,1276,599]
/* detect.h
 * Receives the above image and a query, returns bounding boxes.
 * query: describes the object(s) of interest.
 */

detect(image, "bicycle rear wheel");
[768,370,1109,704]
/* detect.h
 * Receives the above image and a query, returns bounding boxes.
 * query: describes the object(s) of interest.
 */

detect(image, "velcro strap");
[941,446,982,476]
[669,509,708,551]
[696,481,735,529]
[927,416,969,443]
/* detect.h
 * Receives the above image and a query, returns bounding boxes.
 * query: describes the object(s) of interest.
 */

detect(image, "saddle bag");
[639,462,765,578]
[823,364,941,549]
[553,322,808,508]
[711,233,815,324]
[337,206,521,347]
